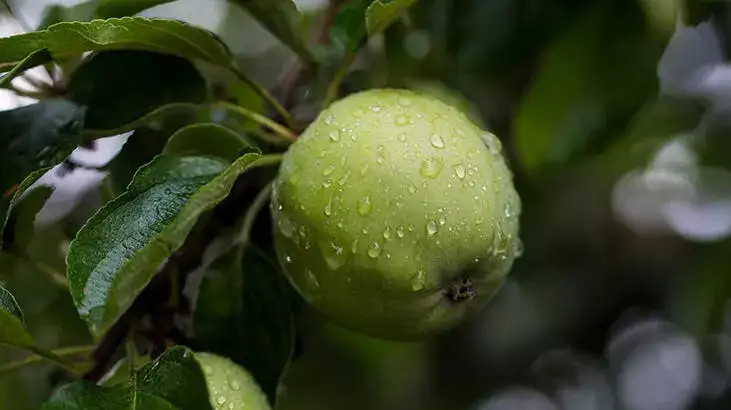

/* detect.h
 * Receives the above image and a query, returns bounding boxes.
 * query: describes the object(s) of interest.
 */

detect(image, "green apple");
[270,88,522,340]
[195,352,271,410]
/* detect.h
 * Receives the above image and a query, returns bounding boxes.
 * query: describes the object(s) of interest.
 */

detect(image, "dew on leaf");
[323,164,335,176]
[395,115,409,126]
[396,226,405,238]
[329,130,340,142]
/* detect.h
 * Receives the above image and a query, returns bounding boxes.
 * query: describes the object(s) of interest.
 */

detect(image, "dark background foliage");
[1,0,731,409]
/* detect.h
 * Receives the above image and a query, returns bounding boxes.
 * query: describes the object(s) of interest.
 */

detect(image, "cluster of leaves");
[0,0,417,407]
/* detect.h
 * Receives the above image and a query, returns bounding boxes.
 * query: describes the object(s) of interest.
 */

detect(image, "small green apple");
[195,352,271,410]
[270,88,522,340]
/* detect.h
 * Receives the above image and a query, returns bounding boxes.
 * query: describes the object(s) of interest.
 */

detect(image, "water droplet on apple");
[367,242,382,258]
[426,220,438,236]
[358,194,373,215]
[278,216,295,238]
[412,269,426,291]
[482,132,502,155]
[454,164,466,179]
[305,270,320,290]
[420,157,444,178]
[396,226,405,238]
[337,171,351,186]
[323,241,346,270]
[430,134,445,149]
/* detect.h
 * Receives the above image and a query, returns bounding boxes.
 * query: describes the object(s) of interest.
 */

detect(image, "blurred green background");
[4,0,731,409]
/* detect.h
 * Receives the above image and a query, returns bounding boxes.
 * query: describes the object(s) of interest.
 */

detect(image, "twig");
[216,102,298,143]
[323,52,356,109]
[229,66,298,130]
[7,251,69,290]
[0,345,95,375]
[235,182,274,247]
[125,324,138,376]
[26,345,90,377]
[274,0,345,122]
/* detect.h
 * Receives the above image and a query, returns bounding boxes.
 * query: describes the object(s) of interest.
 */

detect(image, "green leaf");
[0,17,233,73]
[67,152,265,339]
[136,346,211,410]
[514,1,667,178]
[0,285,35,348]
[86,102,205,138]
[44,346,211,409]
[43,382,179,410]
[0,100,86,245]
[0,49,53,89]
[1,182,54,251]
[67,50,206,131]
[330,0,416,54]
[365,0,417,37]
[163,123,254,163]
[228,0,315,64]
[194,222,294,404]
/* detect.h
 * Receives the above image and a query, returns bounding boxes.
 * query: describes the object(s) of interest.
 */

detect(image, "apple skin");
[195,352,272,410]
[270,88,522,341]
